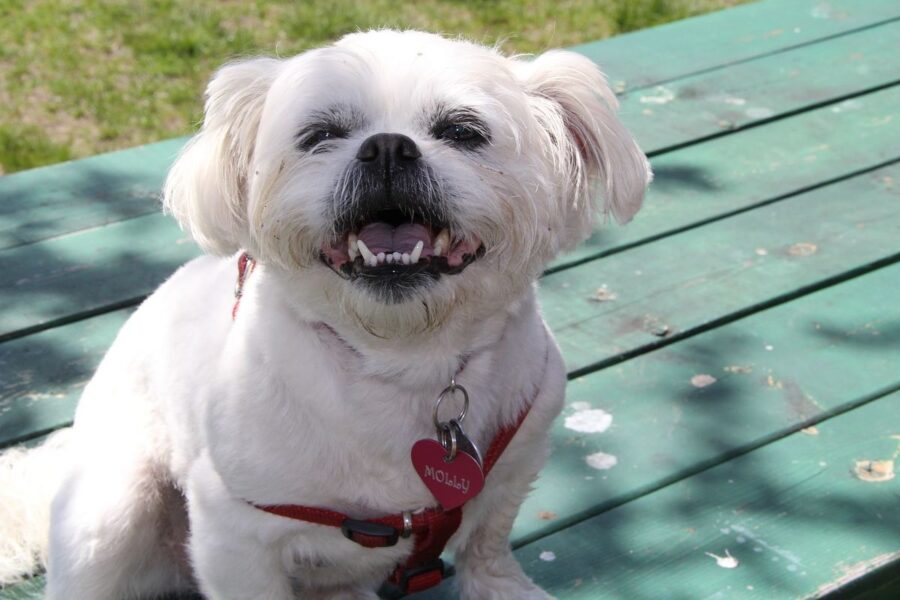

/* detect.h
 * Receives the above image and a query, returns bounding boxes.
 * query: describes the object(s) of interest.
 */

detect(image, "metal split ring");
[432,379,469,430]
[438,422,459,462]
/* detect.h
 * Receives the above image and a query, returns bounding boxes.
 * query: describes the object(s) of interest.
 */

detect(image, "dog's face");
[165,31,649,334]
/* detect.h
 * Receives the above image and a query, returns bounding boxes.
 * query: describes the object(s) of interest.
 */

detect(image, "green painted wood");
[542,163,900,375]
[571,0,900,93]
[417,391,900,599]
[553,84,900,271]
[0,308,132,446]
[0,577,44,600]
[517,262,900,543]
[3,85,898,343]
[0,137,187,251]
[617,21,900,154]
[0,213,199,341]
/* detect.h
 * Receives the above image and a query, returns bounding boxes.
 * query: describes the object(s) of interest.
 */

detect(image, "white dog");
[0,30,649,599]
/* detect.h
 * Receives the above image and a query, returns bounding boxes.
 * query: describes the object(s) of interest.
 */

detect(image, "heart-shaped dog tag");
[411,439,485,510]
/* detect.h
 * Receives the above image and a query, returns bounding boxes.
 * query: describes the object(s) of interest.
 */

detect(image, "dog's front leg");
[452,441,554,600]
[453,347,565,600]
[186,453,295,600]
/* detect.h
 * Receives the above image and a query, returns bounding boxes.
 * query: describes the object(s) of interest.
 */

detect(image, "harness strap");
[254,405,532,597]
[232,252,256,320]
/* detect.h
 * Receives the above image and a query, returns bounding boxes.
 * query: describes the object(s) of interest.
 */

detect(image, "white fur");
[0,30,649,598]
[0,429,72,584]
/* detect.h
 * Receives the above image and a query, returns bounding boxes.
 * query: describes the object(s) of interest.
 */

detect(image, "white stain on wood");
[691,374,717,388]
[705,549,739,569]
[539,551,556,562]
[746,106,775,119]
[729,524,803,567]
[831,99,863,113]
[565,409,613,433]
[639,86,675,105]
[585,452,618,470]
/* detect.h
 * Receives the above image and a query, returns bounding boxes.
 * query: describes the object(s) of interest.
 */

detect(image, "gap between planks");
[566,250,900,381]
[545,156,900,276]
[617,16,900,98]
[642,79,900,159]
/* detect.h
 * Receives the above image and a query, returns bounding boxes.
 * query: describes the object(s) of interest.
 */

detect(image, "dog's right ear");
[163,57,281,255]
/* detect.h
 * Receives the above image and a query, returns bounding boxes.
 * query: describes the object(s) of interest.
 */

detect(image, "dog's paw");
[459,578,554,600]
[457,557,554,600]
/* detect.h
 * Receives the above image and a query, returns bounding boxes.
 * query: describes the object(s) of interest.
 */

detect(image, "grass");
[0,0,750,174]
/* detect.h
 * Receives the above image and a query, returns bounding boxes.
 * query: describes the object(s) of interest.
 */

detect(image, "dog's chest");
[202,347,497,516]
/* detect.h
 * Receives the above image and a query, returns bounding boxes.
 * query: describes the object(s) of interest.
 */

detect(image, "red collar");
[232,252,543,596]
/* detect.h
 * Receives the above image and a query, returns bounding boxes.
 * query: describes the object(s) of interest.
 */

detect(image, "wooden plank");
[0,214,197,342]
[0,308,131,446]
[3,85,898,342]
[571,0,900,92]
[0,137,186,251]
[542,162,900,375]
[504,392,900,600]
[617,21,900,154]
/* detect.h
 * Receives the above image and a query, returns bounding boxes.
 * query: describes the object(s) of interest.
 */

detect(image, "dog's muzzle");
[320,133,484,300]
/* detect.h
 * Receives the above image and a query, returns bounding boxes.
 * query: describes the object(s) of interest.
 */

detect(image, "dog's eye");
[298,127,347,151]
[437,123,483,144]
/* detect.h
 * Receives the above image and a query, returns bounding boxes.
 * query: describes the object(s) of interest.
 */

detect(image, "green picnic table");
[1,0,898,598]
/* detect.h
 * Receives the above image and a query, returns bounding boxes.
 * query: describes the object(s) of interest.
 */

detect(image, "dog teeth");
[433,229,450,257]
[356,239,428,267]
[410,241,423,263]
[357,239,377,266]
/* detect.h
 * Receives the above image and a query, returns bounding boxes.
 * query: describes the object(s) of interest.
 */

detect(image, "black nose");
[356,133,421,163]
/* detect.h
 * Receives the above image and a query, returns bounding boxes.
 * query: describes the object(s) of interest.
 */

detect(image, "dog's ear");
[516,50,651,238]
[163,57,281,255]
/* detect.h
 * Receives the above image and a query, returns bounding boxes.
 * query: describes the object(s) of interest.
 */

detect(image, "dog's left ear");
[164,57,282,255]
[515,50,651,239]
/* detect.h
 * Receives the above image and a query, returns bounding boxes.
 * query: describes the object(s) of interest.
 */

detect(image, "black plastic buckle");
[378,560,445,599]
[340,518,399,548]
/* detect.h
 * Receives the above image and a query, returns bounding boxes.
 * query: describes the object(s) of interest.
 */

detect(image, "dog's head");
[164,31,650,336]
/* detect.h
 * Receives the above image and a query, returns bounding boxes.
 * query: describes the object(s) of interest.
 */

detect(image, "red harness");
[231,253,536,597]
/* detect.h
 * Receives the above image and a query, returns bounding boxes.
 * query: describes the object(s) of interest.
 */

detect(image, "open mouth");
[320,209,485,281]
